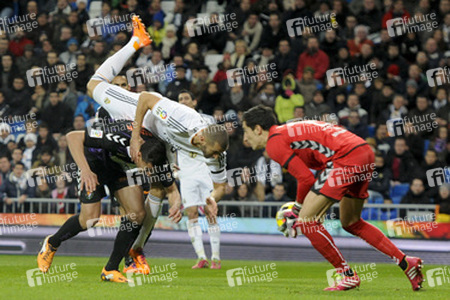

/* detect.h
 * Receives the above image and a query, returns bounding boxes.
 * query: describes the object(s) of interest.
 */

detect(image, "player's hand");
[130,134,144,162]
[205,197,218,222]
[168,204,182,223]
[80,169,99,194]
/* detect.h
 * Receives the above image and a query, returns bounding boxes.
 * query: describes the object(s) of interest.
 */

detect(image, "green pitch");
[1,255,448,300]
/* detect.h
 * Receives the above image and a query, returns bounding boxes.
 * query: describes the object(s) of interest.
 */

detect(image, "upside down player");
[242,105,424,291]
[37,112,182,283]
[85,16,228,231]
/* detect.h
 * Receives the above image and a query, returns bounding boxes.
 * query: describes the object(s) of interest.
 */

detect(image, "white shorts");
[180,176,213,208]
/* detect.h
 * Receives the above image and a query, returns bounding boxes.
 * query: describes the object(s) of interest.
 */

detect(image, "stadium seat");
[205,54,224,79]
[380,209,398,221]
[390,183,410,199]
[368,125,375,137]
[205,1,226,13]
[423,139,430,156]
[391,196,402,204]
[88,0,102,18]
[161,1,175,14]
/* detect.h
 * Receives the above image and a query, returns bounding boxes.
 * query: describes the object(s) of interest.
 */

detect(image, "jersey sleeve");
[205,152,227,183]
[266,135,315,203]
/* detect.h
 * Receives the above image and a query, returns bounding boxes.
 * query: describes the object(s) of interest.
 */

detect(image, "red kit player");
[242,105,424,291]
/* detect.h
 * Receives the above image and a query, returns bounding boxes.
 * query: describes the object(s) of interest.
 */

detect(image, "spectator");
[347,25,374,57]
[40,91,74,134]
[346,110,369,139]
[241,12,263,52]
[305,90,331,120]
[407,95,437,139]
[56,81,78,111]
[233,183,258,217]
[320,29,345,60]
[72,115,86,131]
[298,67,321,104]
[36,123,57,153]
[259,13,287,50]
[198,82,222,115]
[230,40,250,69]
[272,39,298,81]
[430,126,448,162]
[264,183,291,218]
[401,178,430,205]
[402,121,425,163]
[356,0,382,33]
[274,74,304,123]
[11,148,23,167]
[0,155,11,184]
[381,94,408,121]
[251,82,276,108]
[22,133,38,170]
[52,175,76,214]
[147,13,166,47]
[385,137,419,184]
[436,184,450,216]
[59,38,80,66]
[3,77,31,118]
[338,94,369,125]
[254,150,283,200]
[32,148,56,170]
[382,0,411,29]
[161,25,178,61]
[74,54,94,94]
[296,36,329,80]
[166,65,190,100]
[420,149,443,198]
[0,91,10,119]
[368,153,392,202]
[1,162,32,213]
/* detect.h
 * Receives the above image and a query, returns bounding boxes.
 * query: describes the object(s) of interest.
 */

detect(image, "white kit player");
[177,90,222,269]
[85,16,228,268]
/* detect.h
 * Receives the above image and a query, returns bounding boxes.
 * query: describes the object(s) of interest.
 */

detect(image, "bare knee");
[127,209,146,225]
[79,210,101,229]
[186,207,199,221]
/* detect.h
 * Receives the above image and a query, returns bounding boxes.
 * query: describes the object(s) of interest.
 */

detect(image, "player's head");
[111,75,129,90]
[136,136,168,171]
[242,105,277,150]
[178,89,197,109]
[197,124,228,159]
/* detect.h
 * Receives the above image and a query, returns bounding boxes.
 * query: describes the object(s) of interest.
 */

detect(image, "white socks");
[132,194,162,249]
[208,223,221,261]
[187,220,206,260]
[92,36,139,82]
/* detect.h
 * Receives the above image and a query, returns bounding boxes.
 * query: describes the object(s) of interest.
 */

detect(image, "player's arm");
[165,182,182,223]
[66,131,99,193]
[266,137,315,203]
[130,92,161,161]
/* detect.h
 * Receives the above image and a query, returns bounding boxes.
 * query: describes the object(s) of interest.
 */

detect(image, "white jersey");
[92,82,227,183]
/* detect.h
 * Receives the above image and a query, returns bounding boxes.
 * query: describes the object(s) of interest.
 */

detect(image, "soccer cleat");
[123,262,140,274]
[100,268,129,283]
[192,258,209,269]
[129,248,150,275]
[324,271,360,291]
[404,256,424,291]
[37,235,57,273]
[131,15,152,50]
[210,259,221,269]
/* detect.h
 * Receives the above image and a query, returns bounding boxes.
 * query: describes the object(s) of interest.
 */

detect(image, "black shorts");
[77,150,131,204]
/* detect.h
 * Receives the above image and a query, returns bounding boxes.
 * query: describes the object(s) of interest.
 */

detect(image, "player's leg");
[102,186,145,277]
[38,187,103,273]
[203,180,221,269]
[295,191,351,273]
[124,187,164,274]
[340,196,424,291]
[187,205,209,269]
[86,16,150,96]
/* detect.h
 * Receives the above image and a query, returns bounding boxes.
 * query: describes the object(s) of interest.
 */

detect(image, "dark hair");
[178,89,196,101]
[14,161,25,168]
[140,136,168,166]
[243,105,278,130]
[39,122,49,130]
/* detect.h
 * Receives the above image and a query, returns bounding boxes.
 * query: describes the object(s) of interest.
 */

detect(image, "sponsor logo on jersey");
[90,129,103,138]
[189,152,198,158]
[156,106,168,119]
[104,97,111,104]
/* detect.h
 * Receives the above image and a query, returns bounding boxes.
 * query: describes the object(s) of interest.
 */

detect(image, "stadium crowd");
[0,0,448,218]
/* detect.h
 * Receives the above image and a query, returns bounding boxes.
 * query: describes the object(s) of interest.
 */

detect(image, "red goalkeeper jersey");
[266,121,368,202]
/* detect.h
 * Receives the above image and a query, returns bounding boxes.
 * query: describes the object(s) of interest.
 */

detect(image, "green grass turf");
[1,255,448,300]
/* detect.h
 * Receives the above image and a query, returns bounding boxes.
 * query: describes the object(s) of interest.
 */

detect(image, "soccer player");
[85,16,228,227]
[37,115,182,283]
[242,105,424,291]
[177,90,221,269]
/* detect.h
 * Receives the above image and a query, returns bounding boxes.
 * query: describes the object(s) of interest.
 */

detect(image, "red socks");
[295,221,349,271]
[343,218,405,264]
